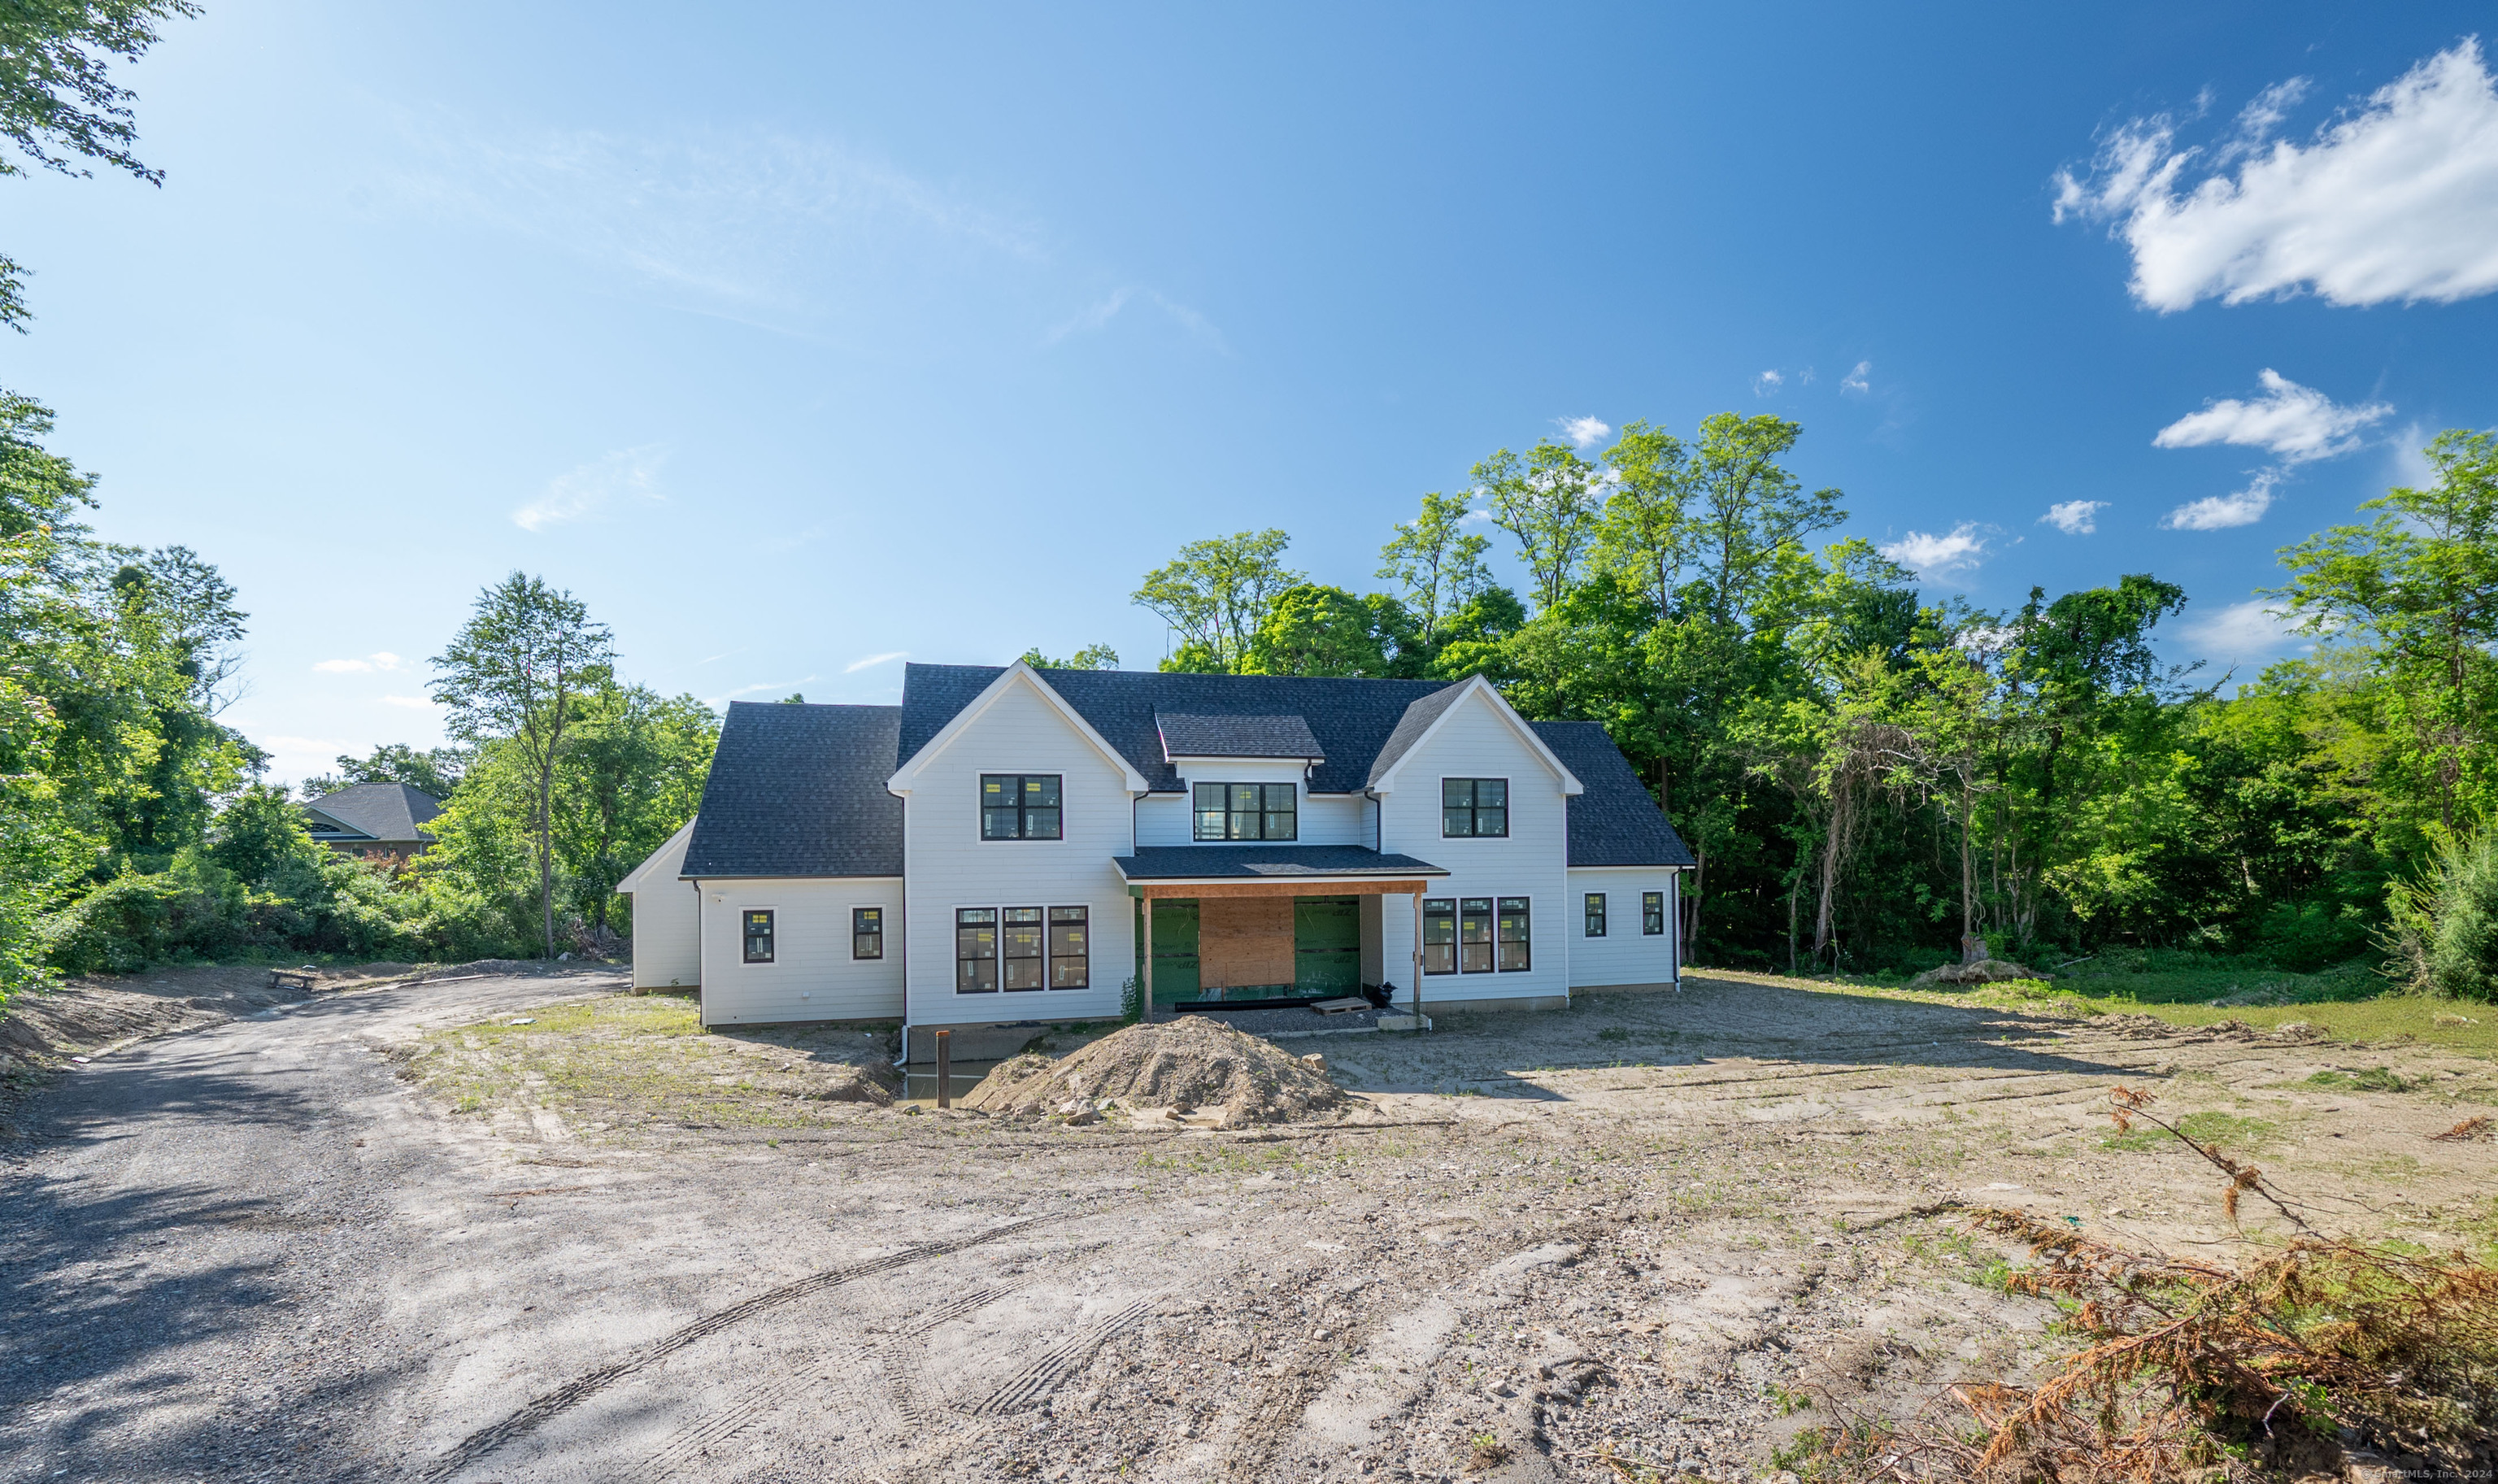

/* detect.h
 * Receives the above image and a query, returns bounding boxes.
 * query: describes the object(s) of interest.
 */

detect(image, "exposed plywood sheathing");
[1198,897,1295,988]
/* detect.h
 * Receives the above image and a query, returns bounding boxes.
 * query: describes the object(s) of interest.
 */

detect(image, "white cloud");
[1839,360,1872,396]
[1878,523,1989,577]
[1753,370,1784,396]
[844,651,908,673]
[513,445,667,532]
[2152,369,2391,463]
[2181,598,2301,672]
[1045,285,1229,352]
[312,651,405,673]
[1459,507,1494,524]
[2054,41,2498,311]
[2161,469,2281,531]
[707,676,820,706]
[378,694,436,709]
[1560,416,1611,448]
[2039,499,2108,534]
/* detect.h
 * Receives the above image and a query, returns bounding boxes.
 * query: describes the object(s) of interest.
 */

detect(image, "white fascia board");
[619,816,696,891]
[885,660,1151,796]
[1369,674,1583,796]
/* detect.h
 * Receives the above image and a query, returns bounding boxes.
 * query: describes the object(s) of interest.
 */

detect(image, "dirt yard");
[6,965,2494,1482]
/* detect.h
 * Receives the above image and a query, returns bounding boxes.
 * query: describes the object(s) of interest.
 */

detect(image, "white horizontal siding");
[897,675,1136,1025]
[696,877,906,1025]
[1376,690,1573,1005]
[624,822,700,990]
[1566,868,1682,988]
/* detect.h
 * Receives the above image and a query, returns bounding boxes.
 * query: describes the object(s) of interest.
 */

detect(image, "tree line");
[0,389,716,998]
[1112,415,2498,994]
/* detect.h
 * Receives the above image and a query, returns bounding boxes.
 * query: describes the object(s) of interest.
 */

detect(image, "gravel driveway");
[5,969,2492,1483]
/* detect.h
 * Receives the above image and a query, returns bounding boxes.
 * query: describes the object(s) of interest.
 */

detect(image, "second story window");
[1193,782,1296,841]
[981,774,1061,840]
[1441,778,1508,838]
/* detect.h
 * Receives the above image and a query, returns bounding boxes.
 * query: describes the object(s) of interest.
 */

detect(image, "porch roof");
[1111,844,1447,882]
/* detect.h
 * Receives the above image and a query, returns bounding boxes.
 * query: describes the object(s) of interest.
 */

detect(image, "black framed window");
[1192,781,1297,841]
[955,908,998,992]
[1498,897,1532,972]
[1459,897,1494,973]
[852,907,883,960]
[1421,898,1456,975]
[1050,906,1089,988]
[1643,891,1666,936]
[980,774,1062,840]
[1584,892,1606,937]
[1000,907,1046,990]
[742,909,775,964]
[1442,778,1508,838]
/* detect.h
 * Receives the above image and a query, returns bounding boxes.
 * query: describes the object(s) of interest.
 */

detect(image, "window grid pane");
[1584,892,1605,938]
[1643,891,1665,935]
[1001,907,1044,990]
[1440,778,1509,838]
[1459,898,1493,973]
[1049,905,1089,989]
[853,906,883,960]
[742,910,775,964]
[981,775,1064,840]
[1422,898,1456,975]
[955,907,998,993]
[1497,897,1531,972]
[1192,780,1299,841]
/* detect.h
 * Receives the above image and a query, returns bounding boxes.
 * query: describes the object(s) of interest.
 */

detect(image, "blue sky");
[8,2,2498,781]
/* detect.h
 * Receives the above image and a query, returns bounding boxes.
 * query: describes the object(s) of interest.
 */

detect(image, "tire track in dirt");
[424,1212,1068,1482]
[969,1296,1160,1417]
[639,1285,1016,1479]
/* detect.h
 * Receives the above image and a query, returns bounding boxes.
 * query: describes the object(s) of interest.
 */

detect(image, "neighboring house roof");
[300,782,442,843]
[682,702,905,877]
[1155,711,1325,761]
[899,664,1453,795]
[1112,845,1448,881]
[1532,721,1699,868]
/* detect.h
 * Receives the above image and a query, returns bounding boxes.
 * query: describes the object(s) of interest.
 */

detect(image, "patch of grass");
[2306,1066,2411,1093]
[2101,1110,2278,1154]
[400,992,898,1134]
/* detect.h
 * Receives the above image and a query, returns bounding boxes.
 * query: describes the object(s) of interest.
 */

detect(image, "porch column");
[1411,887,1424,1029]
[1142,895,1155,1024]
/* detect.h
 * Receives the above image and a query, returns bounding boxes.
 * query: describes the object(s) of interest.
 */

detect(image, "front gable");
[887,662,1149,798]
[1367,676,1582,799]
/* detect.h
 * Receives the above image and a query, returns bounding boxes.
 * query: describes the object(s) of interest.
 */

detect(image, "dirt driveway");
[3,969,2491,1483]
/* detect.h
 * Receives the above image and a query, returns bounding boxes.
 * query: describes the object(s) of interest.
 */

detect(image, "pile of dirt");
[960,1015,1349,1125]
[1911,957,2048,986]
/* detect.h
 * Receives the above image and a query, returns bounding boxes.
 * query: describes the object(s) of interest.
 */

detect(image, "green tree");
[1132,529,1303,672]
[1591,420,1693,616]
[1019,642,1121,670]
[2274,429,2498,834]
[302,742,468,800]
[554,685,716,932]
[429,573,615,960]
[1245,585,1416,677]
[1473,440,1603,612]
[1688,413,1843,625]
[0,1,201,331]
[1376,491,1493,651]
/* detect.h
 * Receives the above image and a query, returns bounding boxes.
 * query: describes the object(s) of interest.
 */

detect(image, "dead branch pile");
[1809,1088,2498,1482]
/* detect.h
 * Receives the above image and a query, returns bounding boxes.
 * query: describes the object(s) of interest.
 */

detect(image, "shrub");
[2387,833,2498,1002]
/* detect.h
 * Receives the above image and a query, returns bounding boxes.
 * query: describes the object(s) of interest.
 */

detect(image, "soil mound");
[960,1016,1348,1125]
[1910,957,2047,986]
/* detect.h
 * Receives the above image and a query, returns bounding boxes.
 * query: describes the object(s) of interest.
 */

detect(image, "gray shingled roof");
[900,664,1451,795]
[300,782,442,842]
[1364,683,1467,786]
[1112,845,1448,881]
[681,702,904,877]
[1531,721,1697,867]
[1155,711,1325,760]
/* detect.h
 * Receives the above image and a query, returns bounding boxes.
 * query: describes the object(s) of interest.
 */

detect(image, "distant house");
[300,782,444,858]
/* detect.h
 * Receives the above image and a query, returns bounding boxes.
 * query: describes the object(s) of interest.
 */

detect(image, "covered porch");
[1112,845,1448,1016]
